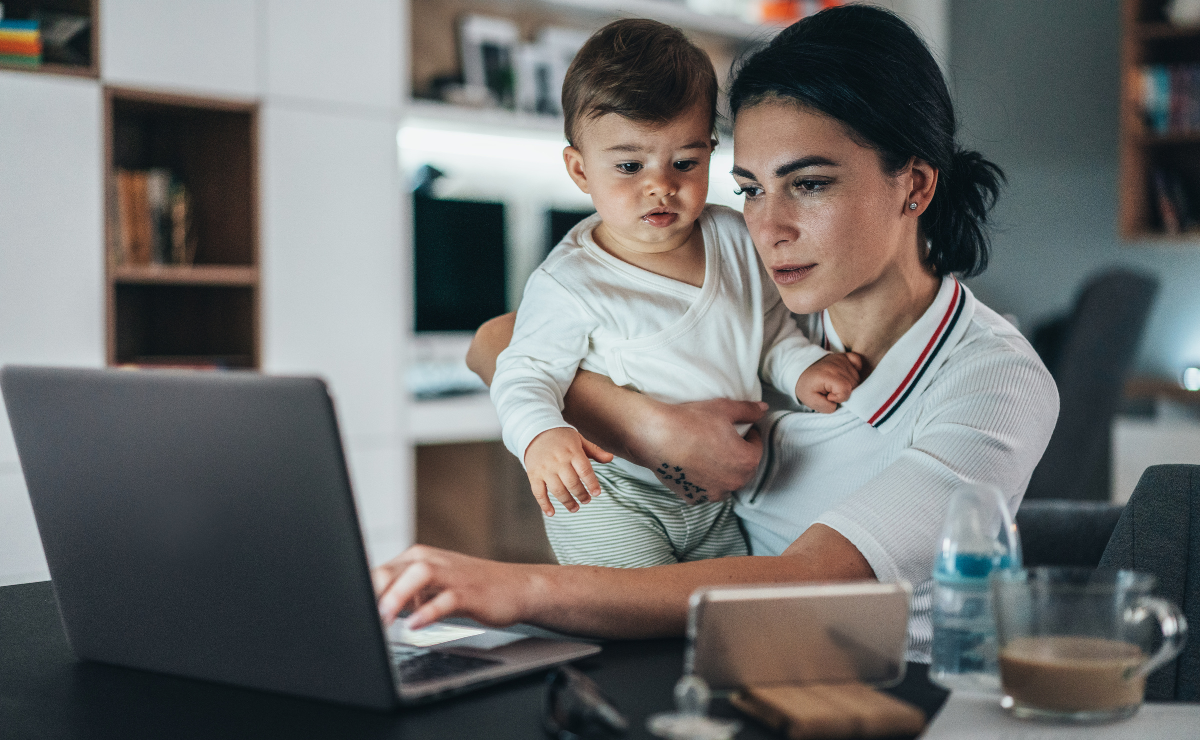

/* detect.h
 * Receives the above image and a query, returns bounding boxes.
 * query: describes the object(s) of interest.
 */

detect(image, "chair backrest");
[1025,269,1158,500]
[1099,464,1200,701]
[1015,500,1124,567]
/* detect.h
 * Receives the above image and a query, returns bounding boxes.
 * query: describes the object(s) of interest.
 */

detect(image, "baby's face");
[564,103,713,255]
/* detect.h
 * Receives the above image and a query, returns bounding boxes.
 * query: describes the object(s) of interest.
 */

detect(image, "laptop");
[0,366,599,710]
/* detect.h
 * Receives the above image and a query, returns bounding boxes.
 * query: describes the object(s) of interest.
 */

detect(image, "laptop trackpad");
[387,621,527,650]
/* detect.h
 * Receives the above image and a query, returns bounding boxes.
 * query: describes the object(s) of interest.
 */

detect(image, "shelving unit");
[105,87,259,368]
[407,0,773,129]
[1119,0,1200,240]
[0,0,97,77]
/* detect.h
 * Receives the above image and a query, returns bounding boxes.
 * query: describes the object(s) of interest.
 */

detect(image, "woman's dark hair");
[729,5,1003,278]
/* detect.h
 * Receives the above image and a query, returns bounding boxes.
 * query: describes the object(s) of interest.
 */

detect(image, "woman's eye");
[796,179,827,194]
[734,185,762,199]
[617,162,642,174]
[674,160,698,172]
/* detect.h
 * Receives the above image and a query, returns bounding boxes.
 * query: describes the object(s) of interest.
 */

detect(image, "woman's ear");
[563,146,590,194]
[905,157,938,216]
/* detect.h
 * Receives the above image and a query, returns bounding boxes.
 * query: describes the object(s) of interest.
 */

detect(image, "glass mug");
[992,568,1188,722]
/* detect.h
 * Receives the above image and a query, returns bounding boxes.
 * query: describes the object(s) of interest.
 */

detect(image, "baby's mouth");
[642,208,678,228]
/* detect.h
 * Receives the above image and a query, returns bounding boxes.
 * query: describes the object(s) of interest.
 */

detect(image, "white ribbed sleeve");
[816,342,1057,586]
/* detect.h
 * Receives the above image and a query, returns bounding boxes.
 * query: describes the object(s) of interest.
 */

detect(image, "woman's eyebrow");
[730,155,839,181]
[773,155,839,177]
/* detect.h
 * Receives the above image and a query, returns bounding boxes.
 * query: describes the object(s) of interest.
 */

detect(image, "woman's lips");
[772,264,816,285]
[642,210,678,228]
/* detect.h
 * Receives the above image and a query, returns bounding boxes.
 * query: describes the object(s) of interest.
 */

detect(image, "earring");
[908,202,918,210]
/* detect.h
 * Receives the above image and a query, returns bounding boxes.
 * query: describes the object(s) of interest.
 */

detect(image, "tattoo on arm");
[657,462,709,503]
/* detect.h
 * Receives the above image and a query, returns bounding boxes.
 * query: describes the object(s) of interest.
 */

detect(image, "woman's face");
[732,100,919,315]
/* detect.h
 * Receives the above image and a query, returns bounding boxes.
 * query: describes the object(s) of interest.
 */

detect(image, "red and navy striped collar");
[820,276,974,432]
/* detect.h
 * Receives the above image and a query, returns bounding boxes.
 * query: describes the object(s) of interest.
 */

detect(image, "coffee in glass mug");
[992,568,1187,722]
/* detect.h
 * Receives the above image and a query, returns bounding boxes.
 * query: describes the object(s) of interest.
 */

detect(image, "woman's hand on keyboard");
[373,545,534,630]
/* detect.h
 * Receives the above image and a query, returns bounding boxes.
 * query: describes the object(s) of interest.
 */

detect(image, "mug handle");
[1127,596,1189,679]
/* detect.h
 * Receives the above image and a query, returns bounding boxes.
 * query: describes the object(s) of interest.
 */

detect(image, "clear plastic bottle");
[929,482,1022,693]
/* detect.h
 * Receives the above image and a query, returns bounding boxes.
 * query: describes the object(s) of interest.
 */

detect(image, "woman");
[374,6,1057,660]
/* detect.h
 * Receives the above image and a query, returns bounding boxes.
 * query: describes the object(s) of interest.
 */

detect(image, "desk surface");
[2,581,948,739]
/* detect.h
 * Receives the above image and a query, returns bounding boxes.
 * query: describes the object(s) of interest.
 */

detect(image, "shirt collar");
[820,276,975,432]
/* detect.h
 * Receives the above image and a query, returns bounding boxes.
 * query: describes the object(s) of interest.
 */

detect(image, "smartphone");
[685,580,912,690]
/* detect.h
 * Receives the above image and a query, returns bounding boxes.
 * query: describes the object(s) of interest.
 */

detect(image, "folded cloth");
[731,681,926,739]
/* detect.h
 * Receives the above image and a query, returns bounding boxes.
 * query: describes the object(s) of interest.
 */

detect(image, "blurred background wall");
[954,0,1200,377]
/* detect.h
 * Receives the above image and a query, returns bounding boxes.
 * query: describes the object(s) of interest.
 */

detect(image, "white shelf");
[533,0,774,41]
[409,393,502,445]
[403,99,565,137]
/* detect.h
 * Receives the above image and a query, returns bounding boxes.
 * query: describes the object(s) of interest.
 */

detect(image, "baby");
[490,19,860,568]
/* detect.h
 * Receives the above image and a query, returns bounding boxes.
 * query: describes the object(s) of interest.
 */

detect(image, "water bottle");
[929,482,1022,693]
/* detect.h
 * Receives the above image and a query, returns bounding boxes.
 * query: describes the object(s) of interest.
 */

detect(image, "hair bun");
[925,149,1005,278]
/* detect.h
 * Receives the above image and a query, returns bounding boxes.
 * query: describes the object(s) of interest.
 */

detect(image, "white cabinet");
[101,0,260,97]
[0,72,104,586]
[264,0,402,109]
[1112,413,1200,504]
[260,103,410,563]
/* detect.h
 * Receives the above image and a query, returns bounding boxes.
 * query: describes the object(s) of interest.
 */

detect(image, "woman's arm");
[465,313,515,387]
[467,313,769,497]
[374,522,873,638]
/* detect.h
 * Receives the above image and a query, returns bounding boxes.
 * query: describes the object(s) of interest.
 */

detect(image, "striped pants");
[542,461,749,568]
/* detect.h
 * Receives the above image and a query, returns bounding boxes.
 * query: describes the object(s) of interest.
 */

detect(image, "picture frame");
[458,14,520,109]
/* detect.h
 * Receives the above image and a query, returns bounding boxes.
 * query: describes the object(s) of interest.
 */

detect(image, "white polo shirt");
[733,276,1059,662]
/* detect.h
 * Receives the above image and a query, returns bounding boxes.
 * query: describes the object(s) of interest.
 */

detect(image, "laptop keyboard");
[390,645,503,684]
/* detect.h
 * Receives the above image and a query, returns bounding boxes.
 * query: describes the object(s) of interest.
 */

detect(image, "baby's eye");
[674,160,698,172]
[617,162,642,174]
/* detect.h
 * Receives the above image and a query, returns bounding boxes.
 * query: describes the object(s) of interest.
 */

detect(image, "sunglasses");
[543,666,629,739]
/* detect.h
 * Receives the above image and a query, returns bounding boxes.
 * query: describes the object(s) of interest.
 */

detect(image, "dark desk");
[2,581,948,739]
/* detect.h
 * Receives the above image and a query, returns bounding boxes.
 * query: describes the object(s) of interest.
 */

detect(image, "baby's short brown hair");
[562,19,718,147]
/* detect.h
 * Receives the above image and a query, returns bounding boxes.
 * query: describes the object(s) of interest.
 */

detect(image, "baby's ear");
[563,146,590,194]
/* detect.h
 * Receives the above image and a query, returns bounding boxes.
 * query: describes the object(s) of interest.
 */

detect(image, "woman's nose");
[753,194,801,247]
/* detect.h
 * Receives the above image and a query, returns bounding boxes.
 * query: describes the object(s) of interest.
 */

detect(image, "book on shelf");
[112,169,198,268]
[1136,63,1200,136]
[0,18,41,66]
[1151,167,1196,235]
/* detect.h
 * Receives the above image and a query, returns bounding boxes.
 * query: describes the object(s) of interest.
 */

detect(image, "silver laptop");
[0,366,598,710]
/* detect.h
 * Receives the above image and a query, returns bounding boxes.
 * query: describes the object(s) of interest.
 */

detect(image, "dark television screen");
[413,194,507,333]
[547,208,595,256]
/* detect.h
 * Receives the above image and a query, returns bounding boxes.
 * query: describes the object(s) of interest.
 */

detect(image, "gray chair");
[1015,499,1124,568]
[1025,269,1158,501]
[1099,464,1200,701]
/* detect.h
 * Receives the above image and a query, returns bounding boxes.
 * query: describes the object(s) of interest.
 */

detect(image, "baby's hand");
[795,352,864,413]
[524,427,613,516]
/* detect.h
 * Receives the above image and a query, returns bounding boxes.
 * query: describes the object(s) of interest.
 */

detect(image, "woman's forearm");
[560,371,658,463]
[375,524,876,639]
[465,313,515,386]
[524,523,874,638]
